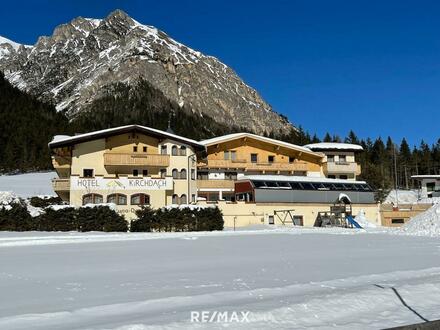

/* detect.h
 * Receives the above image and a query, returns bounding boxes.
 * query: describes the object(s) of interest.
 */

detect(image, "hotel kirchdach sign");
[71,177,173,191]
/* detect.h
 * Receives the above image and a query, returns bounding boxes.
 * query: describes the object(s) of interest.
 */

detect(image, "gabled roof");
[49,125,205,150]
[200,133,323,159]
[304,142,363,152]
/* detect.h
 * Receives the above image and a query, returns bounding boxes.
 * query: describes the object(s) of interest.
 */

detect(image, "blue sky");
[1,0,439,146]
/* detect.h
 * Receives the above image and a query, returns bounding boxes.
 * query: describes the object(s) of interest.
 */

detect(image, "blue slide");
[346,215,363,229]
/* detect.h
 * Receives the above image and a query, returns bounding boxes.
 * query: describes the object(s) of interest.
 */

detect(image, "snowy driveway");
[0,229,439,329]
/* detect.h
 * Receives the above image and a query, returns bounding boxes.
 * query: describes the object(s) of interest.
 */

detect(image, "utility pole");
[404,165,408,190]
[394,144,399,208]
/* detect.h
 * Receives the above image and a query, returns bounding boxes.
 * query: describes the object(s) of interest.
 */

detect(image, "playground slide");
[346,215,363,229]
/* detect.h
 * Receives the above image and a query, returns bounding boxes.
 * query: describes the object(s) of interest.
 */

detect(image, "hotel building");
[50,125,379,226]
[304,143,363,180]
[197,133,325,201]
[50,125,205,219]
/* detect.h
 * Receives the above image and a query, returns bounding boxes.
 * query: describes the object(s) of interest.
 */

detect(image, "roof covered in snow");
[201,133,322,158]
[411,175,440,180]
[304,142,364,152]
[49,125,205,150]
[238,175,367,185]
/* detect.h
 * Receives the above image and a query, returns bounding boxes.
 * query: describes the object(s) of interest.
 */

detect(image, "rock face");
[0,10,293,135]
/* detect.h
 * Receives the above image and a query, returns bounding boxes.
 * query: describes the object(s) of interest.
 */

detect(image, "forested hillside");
[0,73,70,172]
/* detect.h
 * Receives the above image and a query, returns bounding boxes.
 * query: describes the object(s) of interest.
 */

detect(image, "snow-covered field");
[0,228,440,329]
[0,172,56,197]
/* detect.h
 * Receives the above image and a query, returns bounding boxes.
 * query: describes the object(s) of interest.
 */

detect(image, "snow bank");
[0,191,20,207]
[401,203,440,237]
[384,189,440,204]
[354,209,377,228]
[164,204,214,210]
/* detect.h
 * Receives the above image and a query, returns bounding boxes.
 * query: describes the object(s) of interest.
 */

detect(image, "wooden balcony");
[104,153,170,167]
[52,178,70,192]
[198,159,309,172]
[52,155,71,169]
[197,179,235,189]
[325,162,361,175]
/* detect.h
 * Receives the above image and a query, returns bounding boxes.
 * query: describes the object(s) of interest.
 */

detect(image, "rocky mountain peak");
[0,10,294,135]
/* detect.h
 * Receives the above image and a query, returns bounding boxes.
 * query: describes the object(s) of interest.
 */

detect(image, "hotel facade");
[50,125,378,226]
[50,125,205,219]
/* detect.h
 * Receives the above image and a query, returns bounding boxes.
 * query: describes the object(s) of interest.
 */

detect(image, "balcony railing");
[325,162,361,174]
[52,178,70,191]
[104,153,170,167]
[197,179,235,189]
[198,159,309,172]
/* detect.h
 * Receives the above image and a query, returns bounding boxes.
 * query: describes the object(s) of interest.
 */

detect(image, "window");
[142,169,148,177]
[180,169,187,179]
[143,146,147,153]
[224,151,230,160]
[251,153,258,163]
[133,169,139,177]
[172,169,178,179]
[192,194,196,203]
[107,194,127,205]
[82,193,103,205]
[191,169,195,180]
[268,215,275,225]
[225,172,237,180]
[289,156,295,163]
[339,175,348,180]
[293,215,304,226]
[161,145,167,155]
[327,155,335,162]
[172,145,178,156]
[268,155,275,163]
[197,171,208,180]
[328,175,336,179]
[160,169,167,178]
[131,193,150,205]
[180,194,187,204]
[83,169,94,178]
[339,155,347,163]
[180,146,187,156]
[133,146,138,152]
[391,219,405,224]
[230,151,237,161]
[172,194,179,204]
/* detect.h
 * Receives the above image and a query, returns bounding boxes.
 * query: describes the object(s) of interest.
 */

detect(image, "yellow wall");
[62,133,198,211]
[199,201,380,228]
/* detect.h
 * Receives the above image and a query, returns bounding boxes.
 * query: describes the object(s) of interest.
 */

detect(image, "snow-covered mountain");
[0,10,293,135]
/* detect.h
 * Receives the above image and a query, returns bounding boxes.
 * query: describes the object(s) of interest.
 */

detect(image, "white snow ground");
[0,228,439,329]
[0,172,56,197]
